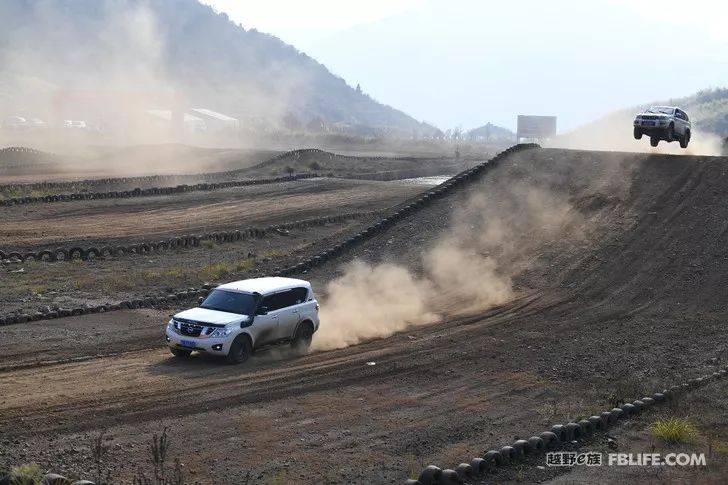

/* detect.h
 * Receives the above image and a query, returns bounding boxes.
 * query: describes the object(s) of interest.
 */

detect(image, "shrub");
[9,463,42,485]
[132,428,185,485]
[650,417,698,443]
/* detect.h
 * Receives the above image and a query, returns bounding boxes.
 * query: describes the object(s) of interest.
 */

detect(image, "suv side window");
[291,287,309,304]
[260,292,286,312]
[276,288,308,307]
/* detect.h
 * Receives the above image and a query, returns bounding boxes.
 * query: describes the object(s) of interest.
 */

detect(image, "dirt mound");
[240,147,469,179]
[0,144,280,183]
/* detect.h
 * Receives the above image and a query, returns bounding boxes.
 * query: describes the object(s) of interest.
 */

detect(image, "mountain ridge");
[0,0,438,137]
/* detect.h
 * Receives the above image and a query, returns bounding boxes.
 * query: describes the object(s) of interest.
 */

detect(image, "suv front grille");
[179,322,204,337]
[641,115,659,120]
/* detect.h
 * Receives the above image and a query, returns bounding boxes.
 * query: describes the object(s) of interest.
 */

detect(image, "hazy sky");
[205,0,728,132]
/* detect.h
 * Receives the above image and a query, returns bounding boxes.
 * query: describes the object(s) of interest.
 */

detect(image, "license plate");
[180,339,197,348]
[644,121,655,126]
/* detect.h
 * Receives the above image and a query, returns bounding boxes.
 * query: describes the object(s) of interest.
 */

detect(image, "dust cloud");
[313,261,440,350]
[312,177,586,351]
[548,112,724,156]
[0,1,291,176]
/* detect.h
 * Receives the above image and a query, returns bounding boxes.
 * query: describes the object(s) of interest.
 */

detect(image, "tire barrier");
[1,144,538,325]
[406,367,728,484]
[0,146,50,157]
[0,211,380,264]
[271,143,539,280]
[0,173,318,206]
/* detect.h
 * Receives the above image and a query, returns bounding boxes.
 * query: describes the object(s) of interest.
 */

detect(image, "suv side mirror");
[256,306,269,315]
[198,297,204,305]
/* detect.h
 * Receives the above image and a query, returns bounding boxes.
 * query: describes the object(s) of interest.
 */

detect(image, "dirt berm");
[1,148,728,484]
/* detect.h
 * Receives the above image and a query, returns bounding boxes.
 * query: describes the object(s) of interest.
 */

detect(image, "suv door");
[268,288,308,340]
[254,293,285,345]
[675,110,687,135]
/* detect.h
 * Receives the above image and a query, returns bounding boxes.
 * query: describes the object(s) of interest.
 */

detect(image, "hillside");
[0,0,436,137]
[665,87,728,135]
[467,122,514,141]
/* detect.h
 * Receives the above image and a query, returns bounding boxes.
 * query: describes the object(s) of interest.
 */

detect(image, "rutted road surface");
[3,148,728,483]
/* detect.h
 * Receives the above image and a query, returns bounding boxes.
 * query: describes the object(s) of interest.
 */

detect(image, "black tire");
[633,127,642,140]
[650,137,659,147]
[680,130,690,149]
[226,334,252,364]
[291,322,314,353]
[666,122,675,142]
[170,347,192,358]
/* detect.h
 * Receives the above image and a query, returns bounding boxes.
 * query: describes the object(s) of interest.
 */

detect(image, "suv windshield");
[645,107,674,115]
[200,289,258,315]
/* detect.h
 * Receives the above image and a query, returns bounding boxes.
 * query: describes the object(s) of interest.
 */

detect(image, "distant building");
[189,108,239,132]
[146,109,205,133]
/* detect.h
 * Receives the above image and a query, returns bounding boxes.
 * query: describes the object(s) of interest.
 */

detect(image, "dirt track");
[2,148,728,483]
[0,178,423,248]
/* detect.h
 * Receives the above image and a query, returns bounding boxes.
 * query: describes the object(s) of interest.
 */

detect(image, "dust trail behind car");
[311,151,632,351]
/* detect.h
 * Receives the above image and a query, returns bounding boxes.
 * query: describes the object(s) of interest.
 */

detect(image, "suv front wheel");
[170,347,192,358]
[226,335,253,364]
[680,130,690,149]
[633,127,642,140]
[666,122,675,142]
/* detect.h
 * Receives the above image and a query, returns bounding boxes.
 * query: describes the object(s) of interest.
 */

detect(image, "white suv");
[166,277,320,364]
[633,106,691,148]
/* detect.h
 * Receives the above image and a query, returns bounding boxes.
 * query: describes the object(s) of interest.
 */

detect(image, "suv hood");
[174,307,246,325]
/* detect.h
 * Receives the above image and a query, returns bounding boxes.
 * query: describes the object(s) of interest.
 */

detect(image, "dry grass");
[3,250,290,298]
[0,186,96,200]
[133,254,273,290]
[7,463,42,485]
[649,416,698,444]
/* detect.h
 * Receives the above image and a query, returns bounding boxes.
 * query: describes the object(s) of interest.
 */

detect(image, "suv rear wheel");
[650,137,659,147]
[633,127,642,140]
[226,335,252,364]
[170,347,192,358]
[291,322,314,354]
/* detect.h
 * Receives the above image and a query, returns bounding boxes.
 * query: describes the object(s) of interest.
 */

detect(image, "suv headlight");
[209,327,233,338]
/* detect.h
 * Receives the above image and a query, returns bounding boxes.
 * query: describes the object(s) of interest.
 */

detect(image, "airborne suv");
[166,277,320,364]
[633,106,691,148]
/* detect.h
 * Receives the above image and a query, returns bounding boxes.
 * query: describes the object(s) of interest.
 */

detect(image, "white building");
[189,108,239,132]
[146,109,206,133]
